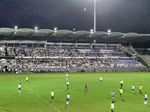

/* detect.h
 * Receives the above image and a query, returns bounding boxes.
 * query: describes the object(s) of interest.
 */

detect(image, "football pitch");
[0,72,150,112]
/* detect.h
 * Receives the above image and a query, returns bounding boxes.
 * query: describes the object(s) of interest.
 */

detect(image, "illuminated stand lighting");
[107,29,111,35]
[54,27,57,32]
[90,29,94,34]
[14,26,18,30]
[89,29,94,36]
[53,27,57,35]
[34,26,38,32]
[73,28,76,31]
[73,28,76,34]
[14,26,18,34]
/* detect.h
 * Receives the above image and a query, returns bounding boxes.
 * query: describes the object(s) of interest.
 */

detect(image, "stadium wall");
[19,67,147,73]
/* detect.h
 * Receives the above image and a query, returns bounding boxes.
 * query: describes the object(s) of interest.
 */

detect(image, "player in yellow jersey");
[120,80,123,88]
[139,84,142,94]
[119,87,123,98]
[51,90,54,101]
[66,81,69,90]
[26,76,29,82]
[111,100,114,112]
[100,76,103,83]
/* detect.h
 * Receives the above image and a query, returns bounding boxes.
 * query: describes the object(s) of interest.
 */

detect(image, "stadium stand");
[0,28,149,73]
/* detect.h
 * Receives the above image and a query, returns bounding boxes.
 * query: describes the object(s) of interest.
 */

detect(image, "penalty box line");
[10,75,61,112]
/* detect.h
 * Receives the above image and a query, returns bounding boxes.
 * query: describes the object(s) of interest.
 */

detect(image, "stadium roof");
[0,28,150,43]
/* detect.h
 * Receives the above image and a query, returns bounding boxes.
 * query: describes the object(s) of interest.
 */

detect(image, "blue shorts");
[132,89,134,91]
[66,98,69,101]
[112,95,114,97]
[145,98,147,101]
[18,88,21,90]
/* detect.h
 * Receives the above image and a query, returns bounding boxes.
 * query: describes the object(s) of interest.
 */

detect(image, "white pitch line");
[10,76,61,112]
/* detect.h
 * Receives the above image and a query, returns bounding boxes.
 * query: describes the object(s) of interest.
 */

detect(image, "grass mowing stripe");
[9,75,61,112]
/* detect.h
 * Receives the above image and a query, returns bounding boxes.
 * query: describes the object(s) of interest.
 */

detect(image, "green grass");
[0,72,150,112]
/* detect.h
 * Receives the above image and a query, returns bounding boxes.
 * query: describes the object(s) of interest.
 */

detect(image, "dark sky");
[0,0,150,33]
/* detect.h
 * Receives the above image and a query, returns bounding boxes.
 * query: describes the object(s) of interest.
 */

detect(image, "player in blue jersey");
[144,93,148,104]
[66,73,68,80]
[66,93,70,105]
[111,90,115,99]
[132,84,135,93]
[18,83,21,94]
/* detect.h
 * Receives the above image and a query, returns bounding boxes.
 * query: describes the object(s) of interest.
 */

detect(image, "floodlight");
[54,27,57,31]
[14,26,18,30]
[90,29,94,34]
[73,28,76,31]
[107,29,111,33]
[54,27,57,33]
[34,26,38,30]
